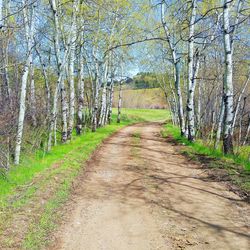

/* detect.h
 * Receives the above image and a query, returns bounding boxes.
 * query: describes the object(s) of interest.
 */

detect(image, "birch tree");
[67,0,79,140]
[76,40,85,135]
[186,0,197,142]
[222,0,235,154]
[14,0,35,164]
[161,1,185,136]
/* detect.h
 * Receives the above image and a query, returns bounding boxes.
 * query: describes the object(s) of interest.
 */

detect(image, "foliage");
[129,72,160,89]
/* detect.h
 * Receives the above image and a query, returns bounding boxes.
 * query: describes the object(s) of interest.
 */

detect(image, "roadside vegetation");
[0,109,167,250]
[162,123,250,200]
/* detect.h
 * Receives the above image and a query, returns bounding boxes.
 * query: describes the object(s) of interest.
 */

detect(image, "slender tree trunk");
[238,97,246,145]
[196,81,201,135]
[76,46,85,135]
[4,0,11,104]
[232,73,249,134]
[107,78,114,124]
[187,0,197,142]
[48,85,59,151]
[92,60,101,132]
[99,61,109,127]
[30,61,37,127]
[215,96,225,150]
[92,80,99,132]
[36,47,51,121]
[174,61,185,135]
[60,77,68,143]
[117,81,122,123]
[222,0,234,154]
[50,0,71,144]
[161,1,185,135]
[243,113,250,146]
[14,1,35,164]
[209,110,215,144]
[67,0,79,139]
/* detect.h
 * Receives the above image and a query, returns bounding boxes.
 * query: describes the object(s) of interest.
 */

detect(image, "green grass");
[0,109,169,250]
[113,108,168,122]
[162,123,250,170]
[162,123,250,195]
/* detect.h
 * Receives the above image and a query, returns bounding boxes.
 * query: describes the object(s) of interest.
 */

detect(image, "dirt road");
[49,123,250,250]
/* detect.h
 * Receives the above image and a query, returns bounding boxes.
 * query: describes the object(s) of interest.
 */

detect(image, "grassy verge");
[162,123,250,199]
[0,109,168,249]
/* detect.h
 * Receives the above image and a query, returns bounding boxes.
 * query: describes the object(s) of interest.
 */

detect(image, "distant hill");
[114,72,160,89]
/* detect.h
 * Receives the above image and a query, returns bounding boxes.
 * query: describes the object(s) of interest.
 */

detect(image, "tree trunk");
[161,1,185,135]
[243,113,250,146]
[214,96,225,150]
[107,78,114,124]
[30,61,37,127]
[76,45,85,135]
[36,47,51,122]
[232,72,249,134]
[50,0,71,144]
[117,81,122,123]
[92,60,101,132]
[67,0,79,139]
[222,0,234,154]
[99,61,109,127]
[186,0,197,142]
[14,1,35,164]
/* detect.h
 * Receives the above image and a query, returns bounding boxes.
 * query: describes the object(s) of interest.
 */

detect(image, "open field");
[113,88,167,109]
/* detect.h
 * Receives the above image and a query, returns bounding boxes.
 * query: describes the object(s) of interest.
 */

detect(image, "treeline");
[0,0,135,168]
[0,0,249,170]
[149,0,249,155]
[128,72,159,89]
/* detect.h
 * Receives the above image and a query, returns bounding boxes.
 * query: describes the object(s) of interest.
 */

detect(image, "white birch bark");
[92,57,101,132]
[161,1,185,135]
[35,47,51,121]
[29,61,37,127]
[196,80,201,134]
[49,0,71,144]
[186,0,197,142]
[232,72,249,134]
[222,0,234,154]
[215,96,225,149]
[117,80,122,124]
[76,44,85,135]
[14,0,35,164]
[99,60,109,127]
[67,0,79,139]
[107,77,114,124]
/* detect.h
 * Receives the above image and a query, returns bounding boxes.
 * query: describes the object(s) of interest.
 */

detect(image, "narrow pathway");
[50,123,250,250]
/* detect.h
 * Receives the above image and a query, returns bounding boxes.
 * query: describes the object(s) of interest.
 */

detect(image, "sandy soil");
[49,123,250,250]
